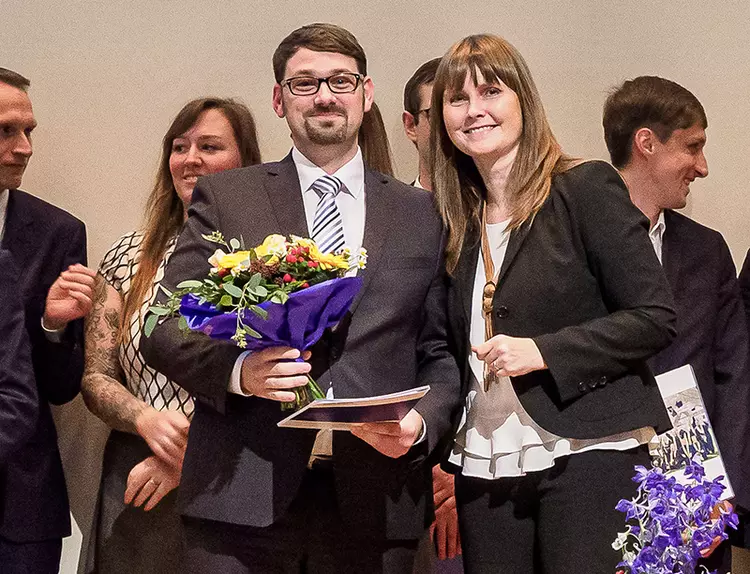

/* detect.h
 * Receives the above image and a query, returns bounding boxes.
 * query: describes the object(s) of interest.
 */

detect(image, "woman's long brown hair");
[119,98,262,343]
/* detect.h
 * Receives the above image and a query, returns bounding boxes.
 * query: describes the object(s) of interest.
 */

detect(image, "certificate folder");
[277,385,430,430]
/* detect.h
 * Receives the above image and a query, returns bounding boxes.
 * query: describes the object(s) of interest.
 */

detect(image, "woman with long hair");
[431,35,676,572]
[82,97,261,573]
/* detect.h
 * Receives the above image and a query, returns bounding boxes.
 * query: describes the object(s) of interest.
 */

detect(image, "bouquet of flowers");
[146,232,367,410]
[612,460,738,574]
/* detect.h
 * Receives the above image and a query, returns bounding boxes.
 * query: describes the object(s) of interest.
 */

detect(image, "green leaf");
[243,326,262,339]
[249,305,268,320]
[177,315,189,331]
[222,283,243,298]
[246,273,262,289]
[176,280,203,289]
[250,285,268,298]
[143,313,159,337]
[230,238,240,250]
[271,291,289,304]
[219,294,233,308]
[148,306,171,316]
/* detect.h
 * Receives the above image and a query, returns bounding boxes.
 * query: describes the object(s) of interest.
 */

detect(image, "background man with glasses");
[142,23,460,573]
[402,58,440,191]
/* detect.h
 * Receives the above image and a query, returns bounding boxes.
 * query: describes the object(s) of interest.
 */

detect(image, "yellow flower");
[255,234,288,260]
[217,251,252,269]
[307,243,348,271]
[208,248,227,269]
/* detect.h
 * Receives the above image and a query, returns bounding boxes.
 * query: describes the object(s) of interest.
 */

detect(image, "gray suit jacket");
[141,154,461,539]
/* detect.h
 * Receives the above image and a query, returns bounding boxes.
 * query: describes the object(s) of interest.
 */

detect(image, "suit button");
[495,305,509,318]
[599,376,607,387]
[588,380,598,391]
[578,382,587,393]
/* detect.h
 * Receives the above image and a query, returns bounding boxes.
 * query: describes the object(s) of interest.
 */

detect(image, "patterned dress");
[86,231,189,574]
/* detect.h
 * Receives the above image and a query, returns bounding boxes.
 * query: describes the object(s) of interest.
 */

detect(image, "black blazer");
[447,161,675,442]
[141,154,461,539]
[0,190,86,542]
[740,249,750,333]
[0,250,38,466]
[649,211,750,508]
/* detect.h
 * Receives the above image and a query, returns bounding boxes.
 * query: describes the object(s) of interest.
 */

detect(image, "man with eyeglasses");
[402,58,440,191]
[142,23,460,573]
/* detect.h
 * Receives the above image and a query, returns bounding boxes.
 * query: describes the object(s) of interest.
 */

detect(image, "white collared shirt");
[412,176,424,190]
[649,211,667,264]
[293,146,366,250]
[0,189,9,241]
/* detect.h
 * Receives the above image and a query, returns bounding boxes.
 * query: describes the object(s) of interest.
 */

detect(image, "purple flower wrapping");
[179,276,362,350]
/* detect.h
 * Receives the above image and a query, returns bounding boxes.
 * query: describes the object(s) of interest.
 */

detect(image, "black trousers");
[0,535,62,574]
[455,446,650,574]
[182,464,418,574]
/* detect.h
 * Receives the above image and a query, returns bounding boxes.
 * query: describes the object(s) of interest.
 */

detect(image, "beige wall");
[3,1,749,572]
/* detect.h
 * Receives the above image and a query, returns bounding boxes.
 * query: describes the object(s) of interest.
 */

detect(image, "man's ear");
[362,76,374,113]
[633,127,657,158]
[272,84,285,118]
[402,111,418,144]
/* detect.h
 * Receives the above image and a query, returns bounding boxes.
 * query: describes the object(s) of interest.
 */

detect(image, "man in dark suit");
[0,67,94,572]
[603,75,750,572]
[740,251,750,329]
[141,24,460,574]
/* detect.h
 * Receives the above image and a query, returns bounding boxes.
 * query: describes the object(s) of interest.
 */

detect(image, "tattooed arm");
[82,274,189,467]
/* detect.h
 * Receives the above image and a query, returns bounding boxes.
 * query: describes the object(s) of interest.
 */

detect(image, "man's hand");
[43,264,97,331]
[430,465,462,560]
[473,334,546,377]
[350,409,423,458]
[135,407,190,468]
[240,346,311,401]
[124,455,181,511]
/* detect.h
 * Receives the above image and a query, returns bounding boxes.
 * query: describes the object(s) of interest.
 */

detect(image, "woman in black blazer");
[430,35,676,573]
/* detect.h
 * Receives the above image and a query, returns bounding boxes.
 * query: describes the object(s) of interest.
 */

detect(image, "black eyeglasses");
[282,73,363,96]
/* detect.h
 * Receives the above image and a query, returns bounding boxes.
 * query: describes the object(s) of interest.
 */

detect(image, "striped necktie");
[310,175,345,254]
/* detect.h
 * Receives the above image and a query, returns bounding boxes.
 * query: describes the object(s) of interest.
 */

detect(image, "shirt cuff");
[414,415,427,445]
[228,351,252,396]
[41,317,65,343]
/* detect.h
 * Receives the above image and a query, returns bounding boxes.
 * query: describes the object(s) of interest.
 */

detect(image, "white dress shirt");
[649,211,667,264]
[0,189,9,242]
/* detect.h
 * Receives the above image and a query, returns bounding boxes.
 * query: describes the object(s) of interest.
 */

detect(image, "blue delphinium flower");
[612,459,737,574]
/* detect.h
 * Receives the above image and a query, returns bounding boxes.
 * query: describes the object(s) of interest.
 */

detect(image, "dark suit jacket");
[141,155,461,539]
[740,249,750,332]
[649,211,750,509]
[447,161,675,443]
[0,189,86,542]
[0,250,38,466]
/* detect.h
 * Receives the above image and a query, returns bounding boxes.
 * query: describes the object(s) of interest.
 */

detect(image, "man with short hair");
[603,75,750,573]
[142,24,460,573]
[0,67,94,572]
[402,58,440,191]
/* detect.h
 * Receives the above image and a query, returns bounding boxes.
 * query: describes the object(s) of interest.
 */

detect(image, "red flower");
[286,254,297,263]
[283,273,293,283]
[308,261,318,268]
[217,268,230,278]
[301,282,310,288]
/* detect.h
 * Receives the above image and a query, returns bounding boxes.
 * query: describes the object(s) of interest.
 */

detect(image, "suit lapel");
[263,153,308,237]
[1,190,34,257]
[346,170,393,316]
[661,210,682,292]
[496,217,533,284]
[456,229,480,330]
